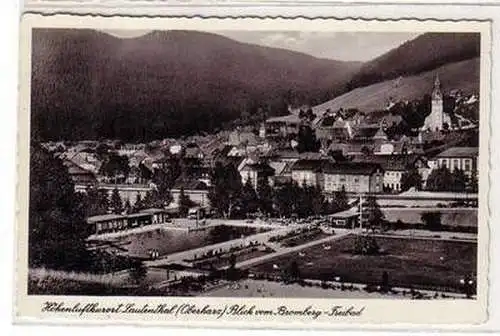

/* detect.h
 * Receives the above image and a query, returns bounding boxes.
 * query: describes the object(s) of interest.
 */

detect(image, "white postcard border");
[13,13,493,329]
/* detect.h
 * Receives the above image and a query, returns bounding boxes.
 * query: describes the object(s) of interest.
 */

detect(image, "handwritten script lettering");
[40,301,366,320]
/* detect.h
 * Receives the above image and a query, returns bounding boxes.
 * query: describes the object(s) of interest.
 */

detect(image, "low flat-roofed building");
[87,209,168,235]
[328,207,359,228]
[87,213,127,235]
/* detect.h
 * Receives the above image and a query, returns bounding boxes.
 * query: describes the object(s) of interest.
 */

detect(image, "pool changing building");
[87,208,169,235]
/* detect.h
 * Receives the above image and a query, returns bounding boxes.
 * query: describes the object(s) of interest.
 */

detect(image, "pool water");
[113,225,262,258]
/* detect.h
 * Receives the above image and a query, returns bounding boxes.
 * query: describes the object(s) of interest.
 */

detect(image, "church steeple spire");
[434,74,441,88]
[432,74,442,100]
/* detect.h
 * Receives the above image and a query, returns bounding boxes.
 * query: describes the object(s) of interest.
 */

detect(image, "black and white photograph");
[25,26,484,301]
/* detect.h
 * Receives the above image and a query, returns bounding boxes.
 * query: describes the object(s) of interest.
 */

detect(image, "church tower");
[423,75,445,131]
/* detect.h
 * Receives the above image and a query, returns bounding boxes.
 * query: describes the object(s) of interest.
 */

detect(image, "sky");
[102,30,420,62]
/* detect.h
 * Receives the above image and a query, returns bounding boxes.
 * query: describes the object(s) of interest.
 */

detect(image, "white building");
[423,75,451,131]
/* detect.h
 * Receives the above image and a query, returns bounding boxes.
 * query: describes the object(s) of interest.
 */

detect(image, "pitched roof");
[266,114,301,124]
[63,160,96,176]
[291,159,325,172]
[323,162,383,175]
[173,178,209,190]
[240,162,275,174]
[435,147,479,158]
[353,126,380,140]
[352,155,410,171]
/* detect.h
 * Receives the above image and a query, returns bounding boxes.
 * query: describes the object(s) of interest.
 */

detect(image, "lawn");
[382,208,478,227]
[249,235,477,292]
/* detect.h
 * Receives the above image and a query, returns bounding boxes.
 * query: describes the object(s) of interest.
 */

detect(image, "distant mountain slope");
[31,29,361,141]
[313,57,479,114]
[346,33,480,91]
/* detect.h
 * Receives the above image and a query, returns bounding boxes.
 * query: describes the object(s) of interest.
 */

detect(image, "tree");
[362,196,384,231]
[84,187,110,217]
[273,181,301,218]
[400,168,422,191]
[123,198,132,214]
[297,125,320,153]
[208,162,243,218]
[133,192,144,212]
[138,162,153,182]
[99,153,130,183]
[110,188,123,214]
[421,211,442,231]
[29,143,91,271]
[256,178,274,216]
[353,235,380,255]
[469,170,478,193]
[95,143,110,160]
[451,169,467,192]
[240,178,259,216]
[178,187,193,217]
[297,185,325,217]
[333,185,349,211]
[426,166,454,191]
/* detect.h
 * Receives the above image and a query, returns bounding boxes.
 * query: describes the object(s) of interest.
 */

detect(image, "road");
[145,224,302,268]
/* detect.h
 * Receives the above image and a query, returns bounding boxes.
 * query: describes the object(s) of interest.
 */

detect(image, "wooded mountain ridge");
[31,30,480,141]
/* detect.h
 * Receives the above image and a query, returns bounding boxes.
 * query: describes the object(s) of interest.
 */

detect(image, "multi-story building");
[322,162,384,194]
[240,162,275,189]
[290,159,326,187]
[434,147,479,177]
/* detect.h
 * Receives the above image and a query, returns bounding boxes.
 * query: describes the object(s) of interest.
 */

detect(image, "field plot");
[383,208,478,227]
[249,235,477,292]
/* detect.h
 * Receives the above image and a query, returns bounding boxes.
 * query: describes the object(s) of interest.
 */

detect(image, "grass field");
[382,208,478,227]
[249,235,477,292]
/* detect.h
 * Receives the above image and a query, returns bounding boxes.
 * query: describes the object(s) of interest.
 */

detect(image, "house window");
[354,178,359,183]
[453,159,460,170]
[464,159,472,172]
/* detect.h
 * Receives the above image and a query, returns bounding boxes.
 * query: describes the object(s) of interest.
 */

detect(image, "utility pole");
[359,193,363,231]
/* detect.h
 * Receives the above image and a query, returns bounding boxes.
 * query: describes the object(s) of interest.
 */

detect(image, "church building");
[423,75,451,131]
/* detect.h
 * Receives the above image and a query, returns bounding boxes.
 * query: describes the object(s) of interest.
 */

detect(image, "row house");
[353,155,428,192]
[433,147,479,177]
[322,162,384,194]
[290,159,327,188]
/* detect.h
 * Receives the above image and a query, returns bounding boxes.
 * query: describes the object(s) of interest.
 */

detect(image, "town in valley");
[29,29,480,300]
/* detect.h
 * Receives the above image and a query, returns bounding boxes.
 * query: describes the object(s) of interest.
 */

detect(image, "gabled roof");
[435,147,479,158]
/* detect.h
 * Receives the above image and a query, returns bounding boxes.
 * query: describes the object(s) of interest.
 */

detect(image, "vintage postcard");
[14,12,492,329]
